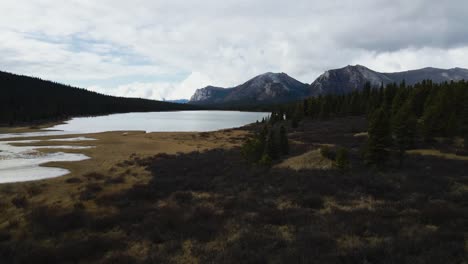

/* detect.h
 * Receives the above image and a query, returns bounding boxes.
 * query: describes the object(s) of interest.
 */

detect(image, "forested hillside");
[241,79,468,170]
[277,80,468,159]
[0,71,199,125]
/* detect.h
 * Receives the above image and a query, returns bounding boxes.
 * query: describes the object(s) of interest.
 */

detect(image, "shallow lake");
[0,111,270,183]
[48,110,270,133]
[1,111,270,139]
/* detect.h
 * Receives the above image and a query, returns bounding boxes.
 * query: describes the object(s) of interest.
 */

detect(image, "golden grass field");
[0,126,249,231]
[1,122,466,229]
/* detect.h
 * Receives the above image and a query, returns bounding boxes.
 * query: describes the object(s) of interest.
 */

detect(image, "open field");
[0,128,248,234]
[0,117,467,263]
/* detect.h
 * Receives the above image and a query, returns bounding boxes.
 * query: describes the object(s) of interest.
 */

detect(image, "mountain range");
[190,72,308,105]
[2,65,468,124]
[190,65,468,105]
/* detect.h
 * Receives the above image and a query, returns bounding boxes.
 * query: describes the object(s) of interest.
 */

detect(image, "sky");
[1,0,468,100]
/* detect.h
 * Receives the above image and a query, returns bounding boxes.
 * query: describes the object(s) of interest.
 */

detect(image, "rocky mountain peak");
[309,65,393,95]
[189,65,468,106]
[189,85,227,103]
[189,72,308,105]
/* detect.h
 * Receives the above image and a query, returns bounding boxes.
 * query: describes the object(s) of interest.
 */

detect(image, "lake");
[1,111,270,139]
[47,110,270,133]
[0,111,270,183]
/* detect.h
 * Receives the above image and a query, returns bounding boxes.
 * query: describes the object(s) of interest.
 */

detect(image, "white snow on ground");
[0,111,268,183]
[0,139,93,183]
[48,137,96,142]
[0,131,75,140]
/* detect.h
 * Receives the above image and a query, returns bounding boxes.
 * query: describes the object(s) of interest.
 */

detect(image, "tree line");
[241,119,289,166]
[0,71,199,126]
[266,80,468,167]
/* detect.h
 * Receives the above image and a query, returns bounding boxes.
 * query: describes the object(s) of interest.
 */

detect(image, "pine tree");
[335,147,350,173]
[384,83,398,106]
[279,126,289,155]
[420,104,439,141]
[363,82,371,100]
[462,92,468,149]
[265,130,279,160]
[420,87,448,141]
[319,97,331,119]
[367,88,381,114]
[392,103,417,166]
[445,112,457,138]
[241,137,262,163]
[307,98,316,118]
[293,104,304,125]
[259,153,273,166]
[365,107,392,167]
[303,99,309,116]
[391,87,407,116]
[241,125,268,163]
[349,92,361,115]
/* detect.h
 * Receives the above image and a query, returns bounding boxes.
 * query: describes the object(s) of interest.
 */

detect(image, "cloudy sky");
[1,0,467,100]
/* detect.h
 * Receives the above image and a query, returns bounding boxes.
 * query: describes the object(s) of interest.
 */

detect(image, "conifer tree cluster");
[334,147,350,173]
[0,71,197,125]
[241,116,289,165]
[274,80,468,167]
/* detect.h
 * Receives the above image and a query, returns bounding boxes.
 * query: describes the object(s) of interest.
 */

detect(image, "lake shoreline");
[0,127,251,227]
[0,111,266,185]
[0,109,270,134]
[0,120,67,134]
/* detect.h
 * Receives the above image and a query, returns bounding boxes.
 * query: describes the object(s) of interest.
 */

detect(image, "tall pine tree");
[462,91,468,149]
[265,130,279,160]
[279,126,289,155]
[335,147,350,173]
[392,102,417,166]
[365,106,392,167]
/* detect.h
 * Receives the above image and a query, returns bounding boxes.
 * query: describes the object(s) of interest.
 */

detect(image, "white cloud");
[1,0,468,99]
[354,46,468,73]
[88,71,214,100]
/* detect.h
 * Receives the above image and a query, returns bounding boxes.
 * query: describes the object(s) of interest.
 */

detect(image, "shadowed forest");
[0,71,199,125]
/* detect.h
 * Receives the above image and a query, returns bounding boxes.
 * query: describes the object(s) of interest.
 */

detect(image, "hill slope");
[190,72,309,105]
[0,71,198,125]
[309,65,394,95]
[310,65,468,95]
[384,67,468,85]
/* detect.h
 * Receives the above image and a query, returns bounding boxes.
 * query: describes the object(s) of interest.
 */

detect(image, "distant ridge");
[190,66,468,105]
[190,72,309,105]
[383,67,468,86]
[165,99,189,104]
[310,65,468,95]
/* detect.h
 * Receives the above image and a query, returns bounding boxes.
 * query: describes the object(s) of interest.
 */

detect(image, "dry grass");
[0,128,249,229]
[275,148,334,170]
[408,149,468,161]
[319,196,384,214]
[1,116,467,263]
[353,132,368,137]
